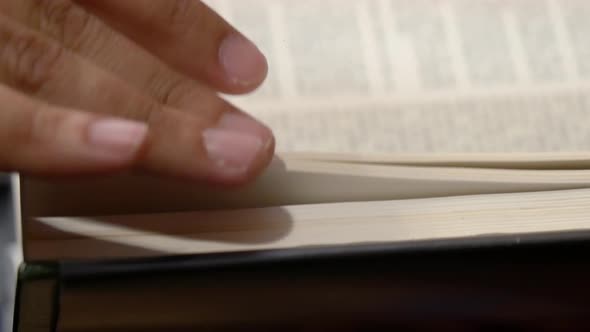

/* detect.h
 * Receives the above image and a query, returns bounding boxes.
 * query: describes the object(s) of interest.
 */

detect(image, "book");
[16,154,590,331]
[14,241,590,332]
[13,0,590,330]
[17,154,590,261]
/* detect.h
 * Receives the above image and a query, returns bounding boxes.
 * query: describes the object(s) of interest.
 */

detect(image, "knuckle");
[148,71,193,106]
[16,102,64,148]
[6,102,43,149]
[1,31,63,93]
[138,99,166,126]
[3,106,35,149]
[29,106,61,144]
[36,0,92,50]
[144,69,222,121]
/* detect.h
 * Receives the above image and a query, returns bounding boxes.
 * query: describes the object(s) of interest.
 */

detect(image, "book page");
[27,188,590,260]
[204,0,590,154]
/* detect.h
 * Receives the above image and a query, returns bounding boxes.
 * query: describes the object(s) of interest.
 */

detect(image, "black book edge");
[59,229,590,281]
[54,231,590,329]
[12,231,590,331]
[13,263,60,332]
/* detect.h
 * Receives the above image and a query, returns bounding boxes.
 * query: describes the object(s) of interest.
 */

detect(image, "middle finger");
[2,0,228,115]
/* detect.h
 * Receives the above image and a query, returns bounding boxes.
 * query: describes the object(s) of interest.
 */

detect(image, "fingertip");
[86,117,148,163]
[53,116,148,174]
[201,111,275,185]
[215,111,274,146]
[218,33,268,93]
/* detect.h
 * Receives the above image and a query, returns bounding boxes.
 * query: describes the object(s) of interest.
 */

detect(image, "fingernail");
[217,112,273,148]
[219,33,267,86]
[202,128,264,175]
[87,118,147,159]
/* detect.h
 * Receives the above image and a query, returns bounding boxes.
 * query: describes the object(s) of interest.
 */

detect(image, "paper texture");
[28,188,590,260]
[204,0,590,153]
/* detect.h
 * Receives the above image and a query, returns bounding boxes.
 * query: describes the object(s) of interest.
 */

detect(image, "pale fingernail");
[219,33,268,86]
[87,118,147,159]
[216,112,273,149]
[202,128,263,175]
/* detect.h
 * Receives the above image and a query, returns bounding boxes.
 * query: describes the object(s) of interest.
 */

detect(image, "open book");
[213,0,590,154]
[16,0,590,262]
[13,1,590,331]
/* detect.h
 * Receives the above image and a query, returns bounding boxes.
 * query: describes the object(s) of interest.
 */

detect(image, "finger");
[0,15,274,184]
[143,107,275,185]
[76,0,268,94]
[0,85,147,175]
[3,0,261,112]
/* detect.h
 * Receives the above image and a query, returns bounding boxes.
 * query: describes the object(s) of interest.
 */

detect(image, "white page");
[203,0,590,153]
[28,188,590,260]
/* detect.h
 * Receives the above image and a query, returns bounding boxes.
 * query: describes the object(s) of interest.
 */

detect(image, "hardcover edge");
[13,263,59,332]
[60,229,590,281]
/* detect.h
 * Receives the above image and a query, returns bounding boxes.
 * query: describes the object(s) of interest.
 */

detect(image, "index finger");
[76,0,268,94]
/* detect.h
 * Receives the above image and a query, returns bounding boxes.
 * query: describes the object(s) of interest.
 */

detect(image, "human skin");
[0,0,274,186]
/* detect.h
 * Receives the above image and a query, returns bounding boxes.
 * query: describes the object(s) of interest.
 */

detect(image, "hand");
[0,0,274,185]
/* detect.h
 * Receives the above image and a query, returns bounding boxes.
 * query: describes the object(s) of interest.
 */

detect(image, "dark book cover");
[13,234,590,332]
